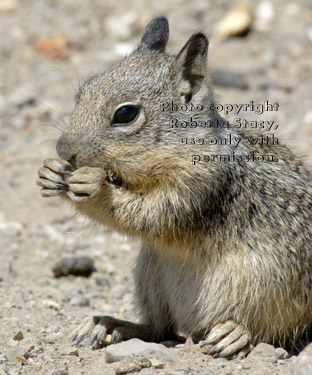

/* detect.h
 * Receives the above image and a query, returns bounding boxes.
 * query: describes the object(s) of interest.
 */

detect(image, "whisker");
[16,86,68,129]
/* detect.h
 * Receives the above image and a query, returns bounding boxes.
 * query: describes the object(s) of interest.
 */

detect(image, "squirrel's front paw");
[37,158,73,197]
[66,166,107,204]
[200,321,252,358]
[37,160,106,203]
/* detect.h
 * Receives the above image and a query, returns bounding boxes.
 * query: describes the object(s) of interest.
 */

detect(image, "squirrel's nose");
[56,134,77,165]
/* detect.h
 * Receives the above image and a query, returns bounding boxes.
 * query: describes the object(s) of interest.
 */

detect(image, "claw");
[76,334,86,346]
[43,158,74,175]
[71,334,77,343]
[111,330,123,344]
[56,181,69,187]
[201,321,251,358]
[216,335,251,358]
[204,321,237,345]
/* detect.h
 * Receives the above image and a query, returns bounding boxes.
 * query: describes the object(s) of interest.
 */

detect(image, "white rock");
[255,1,275,31]
[306,27,312,44]
[105,338,176,363]
[42,299,61,311]
[291,343,312,375]
[275,347,290,360]
[215,2,253,40]
[0,221,23,236]
[247,343,277,364]
[5,345,26,363]
[69,294,90,307]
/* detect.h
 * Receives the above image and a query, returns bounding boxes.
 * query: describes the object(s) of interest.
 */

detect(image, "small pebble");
[275,347,290,360]
[215,2,253,40]
[52,256,96,278]
[67,349,79,357]
[246,343,277,364]
[115,355,151,374]
[307,26,312,44]
[13,331,24,341]
[23,351,31,360]
[304,110,312,126]
[95,276,111,288]
[214,360,225,368]
[0,354,8,364]
[53,364,69,375]
[0,0,17,13]
[44,332,60,344]
[69,294,90,307]
[255,1,275,31]
[0,221,23,237]
[15,356,28,365]
[5,345,26,363]
[185,336,195,347]
[0,353,9,375]
[150,358,164,369]
[42,300,61,311]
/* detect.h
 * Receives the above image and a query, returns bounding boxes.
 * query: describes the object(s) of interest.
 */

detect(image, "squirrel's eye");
[112,105,139,126]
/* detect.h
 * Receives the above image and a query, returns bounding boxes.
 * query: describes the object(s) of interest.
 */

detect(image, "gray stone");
[0,354,9,375]
[115,355,151,374]
[213,360,225,368]
[95,276,111,288]
[291,344,312,375]
[105,339,176,363]
[0,365,10,375]
[53,363,69,375]
[69,294,90,307]
[275,347,290,359]
[5,345,26,363]
[247,343,277,364]
[0,354,8,365]
[44,332,60,344]
[0,221,23,237]
[52,256,95,278]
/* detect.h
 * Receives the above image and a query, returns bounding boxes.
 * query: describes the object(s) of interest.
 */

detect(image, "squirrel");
[37,17,312,358]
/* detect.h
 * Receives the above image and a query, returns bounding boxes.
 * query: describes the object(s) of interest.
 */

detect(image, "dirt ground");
[1,0,312,374]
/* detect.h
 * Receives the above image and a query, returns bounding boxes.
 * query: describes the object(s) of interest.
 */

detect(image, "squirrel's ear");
[175,33,208,102]
[138,16,169,52]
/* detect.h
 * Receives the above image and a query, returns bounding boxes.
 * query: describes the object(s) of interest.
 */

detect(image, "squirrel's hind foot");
[71,315,156,350]
[200,320,252,358]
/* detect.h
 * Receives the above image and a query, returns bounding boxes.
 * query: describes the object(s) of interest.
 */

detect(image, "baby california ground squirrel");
[37,17,312,358]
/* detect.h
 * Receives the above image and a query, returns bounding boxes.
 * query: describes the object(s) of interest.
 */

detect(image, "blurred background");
[0,1,311,373]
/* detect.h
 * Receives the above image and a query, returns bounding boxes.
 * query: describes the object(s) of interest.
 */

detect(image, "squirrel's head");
[57,17,212,190]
